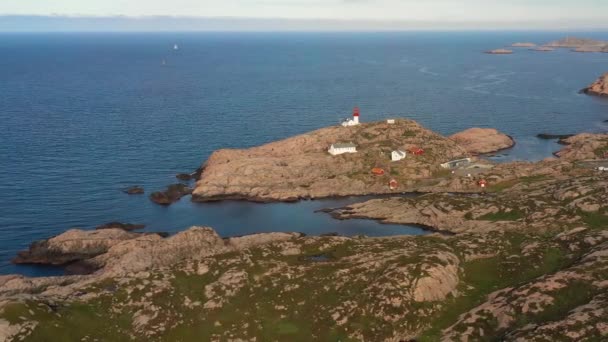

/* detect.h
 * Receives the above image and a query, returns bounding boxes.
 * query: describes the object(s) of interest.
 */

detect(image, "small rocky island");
[485,48,513,55]
[511,42,536,48]
[1,118,608,341]
[545,37,608,52]
[582,72,608,97]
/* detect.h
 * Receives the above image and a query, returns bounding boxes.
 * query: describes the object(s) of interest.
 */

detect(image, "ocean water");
[1,31,607,276]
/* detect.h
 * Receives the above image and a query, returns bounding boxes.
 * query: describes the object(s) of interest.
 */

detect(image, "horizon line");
[2,15,608,32]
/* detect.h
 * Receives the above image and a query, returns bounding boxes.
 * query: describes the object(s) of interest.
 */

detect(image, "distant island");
[534,36,608,53]
[532,46,555,52]
[490,36,608,54]
[511,42,536,47]
[485,48,514,55]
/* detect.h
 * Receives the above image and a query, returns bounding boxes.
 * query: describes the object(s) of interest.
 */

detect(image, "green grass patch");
[478,210,524,221]
[520,175,548,183]
[418,234,570,341]
[580,210,608,229]
[487,179,518,193]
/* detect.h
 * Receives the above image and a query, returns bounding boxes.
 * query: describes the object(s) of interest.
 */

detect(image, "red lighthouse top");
[353,107,360,117]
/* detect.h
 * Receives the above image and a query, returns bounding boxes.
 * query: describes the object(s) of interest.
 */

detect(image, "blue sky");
[2,0,608,30]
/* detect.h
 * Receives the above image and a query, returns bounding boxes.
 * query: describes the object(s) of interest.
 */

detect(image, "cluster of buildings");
[330,108,406,161]
[327,108,494,189]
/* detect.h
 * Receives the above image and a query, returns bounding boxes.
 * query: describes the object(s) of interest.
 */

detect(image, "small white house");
[387,119,396,124]
[328,143,357,156]
[391,150,406,161]
[441,158,472,169]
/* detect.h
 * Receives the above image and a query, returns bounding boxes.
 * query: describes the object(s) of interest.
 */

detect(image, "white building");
[391,150,406,161]
[342,107,361,127]
[328,143,357,156]
[441,158,472,169]
[387,119,396,124]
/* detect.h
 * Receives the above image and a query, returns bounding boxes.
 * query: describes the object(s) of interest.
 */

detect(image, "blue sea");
[1,32,607,276]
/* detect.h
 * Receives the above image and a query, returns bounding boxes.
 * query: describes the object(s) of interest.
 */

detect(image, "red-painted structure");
[408,147,425,156]
[353,107,360,118]
[372,168,385,176]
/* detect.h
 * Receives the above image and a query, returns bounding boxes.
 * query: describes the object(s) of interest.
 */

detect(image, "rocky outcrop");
[11,229,141,266]
[449,128,515,155]
[412,252,460,302]
[10,227,302,278]
[149,183,192,205]
[582,73,608,97]
[555,133,608,160]
[192,120,470,202]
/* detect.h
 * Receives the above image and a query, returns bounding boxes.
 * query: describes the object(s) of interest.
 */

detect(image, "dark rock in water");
[123,186,144,195]
[537,133,575,140]
[176,173,194,181]
[150,184,192,205]
[192,166,204,181]
[320,232,340,237]
[95,222,145,231]
[154,232,170,238]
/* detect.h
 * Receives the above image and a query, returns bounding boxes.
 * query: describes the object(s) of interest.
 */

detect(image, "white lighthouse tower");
[342,107,361,127]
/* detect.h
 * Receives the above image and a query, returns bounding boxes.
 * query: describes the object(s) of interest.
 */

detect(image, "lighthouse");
[342,107,361,127]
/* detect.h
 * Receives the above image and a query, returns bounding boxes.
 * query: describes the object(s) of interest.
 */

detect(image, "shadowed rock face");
[583,73,608,97]
[11,229,141,266]
[449,128,514,155]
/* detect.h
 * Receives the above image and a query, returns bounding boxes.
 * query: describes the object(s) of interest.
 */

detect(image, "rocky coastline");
[582,72,608,97]
[189,120,512,203]
[2,121,608,341]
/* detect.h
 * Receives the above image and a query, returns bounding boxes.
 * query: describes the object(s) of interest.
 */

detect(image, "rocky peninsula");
[190,120,513,202]
[582,73,608,97]
[2,122,608,341]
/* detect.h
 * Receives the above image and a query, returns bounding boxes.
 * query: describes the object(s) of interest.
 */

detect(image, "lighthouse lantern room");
[342,107,361,127]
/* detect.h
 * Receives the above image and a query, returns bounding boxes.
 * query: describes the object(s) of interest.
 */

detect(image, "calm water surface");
[1,32,607,276]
